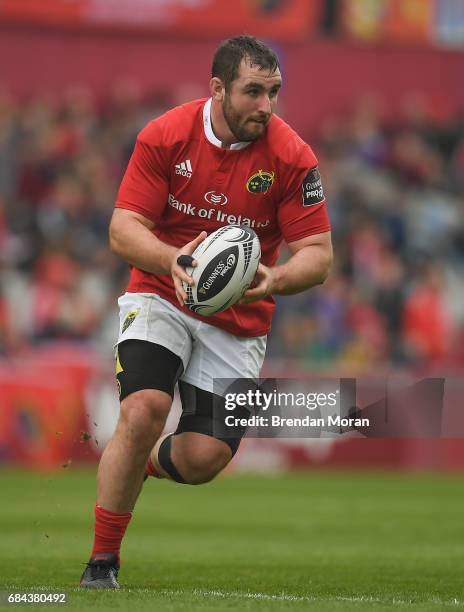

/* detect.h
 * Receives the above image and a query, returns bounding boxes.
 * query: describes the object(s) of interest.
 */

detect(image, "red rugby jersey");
[115,98,330,337]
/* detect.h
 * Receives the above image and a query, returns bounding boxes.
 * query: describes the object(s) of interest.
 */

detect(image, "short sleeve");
[277,145,331,243]
[115,122,169,224]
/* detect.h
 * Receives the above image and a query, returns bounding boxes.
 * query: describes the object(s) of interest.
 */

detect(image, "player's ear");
[210,77,225,101]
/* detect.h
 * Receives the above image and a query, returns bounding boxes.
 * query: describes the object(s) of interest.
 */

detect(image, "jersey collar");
[203,98,251,151]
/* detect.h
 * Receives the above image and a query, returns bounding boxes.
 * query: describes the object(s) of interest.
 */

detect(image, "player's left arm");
[240,230,332,303]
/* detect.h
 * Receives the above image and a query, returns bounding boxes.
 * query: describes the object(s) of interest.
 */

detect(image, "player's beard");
[222,93,269,143]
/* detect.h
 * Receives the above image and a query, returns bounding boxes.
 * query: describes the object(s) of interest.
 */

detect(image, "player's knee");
[176,442,231,485]
[119,390,171,442]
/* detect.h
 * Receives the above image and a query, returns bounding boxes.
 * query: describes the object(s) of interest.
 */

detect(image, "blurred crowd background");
[1,63,463,371]
[272,94,464,370]
[0,0,463,469]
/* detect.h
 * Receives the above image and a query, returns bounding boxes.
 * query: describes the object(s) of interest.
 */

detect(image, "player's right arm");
[109,209,206,306]
[109,208,174,275]
[110,122,206,306]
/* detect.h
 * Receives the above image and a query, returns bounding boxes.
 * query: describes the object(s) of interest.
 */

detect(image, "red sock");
[145,456,161,478]
[91,504,132,565]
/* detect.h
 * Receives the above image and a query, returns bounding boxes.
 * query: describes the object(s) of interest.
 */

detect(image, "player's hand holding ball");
[171,231,207,307]
[238,262,275,305]
[178,225,261,316]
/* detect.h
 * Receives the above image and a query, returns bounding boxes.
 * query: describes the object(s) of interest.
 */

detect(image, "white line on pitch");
[155,588,463,607]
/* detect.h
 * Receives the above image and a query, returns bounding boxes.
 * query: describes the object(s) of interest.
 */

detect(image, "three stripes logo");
[175,159,193,178]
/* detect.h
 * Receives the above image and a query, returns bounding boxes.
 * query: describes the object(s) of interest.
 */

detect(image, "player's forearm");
[109,217,176,275]
[270,244,332,295]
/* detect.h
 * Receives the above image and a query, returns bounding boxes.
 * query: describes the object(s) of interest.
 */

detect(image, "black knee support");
[157,434,186,484]
[176,381,246,456]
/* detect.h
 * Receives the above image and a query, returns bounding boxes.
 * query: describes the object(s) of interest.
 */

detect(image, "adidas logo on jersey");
[175,159,193,178]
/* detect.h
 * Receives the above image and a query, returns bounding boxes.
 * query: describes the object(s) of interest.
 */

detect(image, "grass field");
[0,468,463,611]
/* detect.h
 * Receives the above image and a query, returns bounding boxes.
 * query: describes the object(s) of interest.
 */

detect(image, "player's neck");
[210,99,237,149]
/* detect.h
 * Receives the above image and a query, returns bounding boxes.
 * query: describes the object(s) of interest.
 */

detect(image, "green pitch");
[0,468,463,611]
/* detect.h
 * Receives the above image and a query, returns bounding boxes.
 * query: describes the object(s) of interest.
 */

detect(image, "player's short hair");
[212,35,280,91]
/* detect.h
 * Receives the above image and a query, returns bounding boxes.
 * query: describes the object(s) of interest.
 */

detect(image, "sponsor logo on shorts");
[122,309,140,333]
[246,170,275,194]
[302,167,325,206]
[115,348,123,397]
[204,191,228,206]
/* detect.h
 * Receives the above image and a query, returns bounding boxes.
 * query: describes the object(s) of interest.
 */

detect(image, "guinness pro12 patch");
[302,167,324,207]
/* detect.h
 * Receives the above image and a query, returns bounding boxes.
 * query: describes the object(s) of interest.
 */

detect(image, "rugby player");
[80,35,332,589]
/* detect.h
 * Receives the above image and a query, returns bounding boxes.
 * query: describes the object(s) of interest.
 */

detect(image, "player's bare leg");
[147,431,232,484]
[97,389,171,511]
[80,389,171,589]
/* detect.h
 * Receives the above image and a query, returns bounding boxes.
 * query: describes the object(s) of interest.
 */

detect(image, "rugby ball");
[183,225,261,316]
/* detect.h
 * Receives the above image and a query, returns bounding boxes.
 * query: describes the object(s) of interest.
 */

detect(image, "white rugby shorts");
[116,292,267,393]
